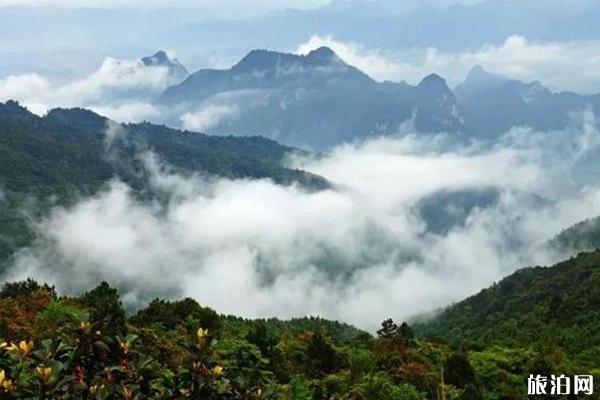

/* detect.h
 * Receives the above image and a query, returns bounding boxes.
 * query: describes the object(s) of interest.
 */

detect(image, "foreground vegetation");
[0,280,431,399]
[4,247,600,400]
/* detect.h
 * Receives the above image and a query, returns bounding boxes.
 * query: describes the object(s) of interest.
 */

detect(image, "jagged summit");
[140,50,189,82]
[232,49,293,73]
[454,65,510,101]
[232,46,344,74]
[141,50,170,65]
[417,74,454,102]
[463,65,507,85]
[465,65,487,80]
[304,46,341,64]
[418,73,449,90]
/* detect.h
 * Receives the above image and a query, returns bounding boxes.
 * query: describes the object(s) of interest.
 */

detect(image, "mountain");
[160,47,464,149]
[456,65,600,138]
[548,215,600,255]
[414,250,600,360]
[0,100,327,268]
[0,100,325,194]
[141,50,189,84]
[454,65,510,100]
[159,49,600,150]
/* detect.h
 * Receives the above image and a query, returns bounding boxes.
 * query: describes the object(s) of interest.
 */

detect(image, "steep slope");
[414,251,600,358]
[161,47,464,149]
[456,66,600,138]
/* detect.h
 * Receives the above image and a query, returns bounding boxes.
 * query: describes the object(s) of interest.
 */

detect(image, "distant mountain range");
[153,47,600,149]
[159,47,463,149]
[456,65,600,138]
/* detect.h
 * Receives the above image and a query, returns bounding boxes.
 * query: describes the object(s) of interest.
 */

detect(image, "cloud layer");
[0,57,175,122]
[6,114,600,330]
[181,104,240,132]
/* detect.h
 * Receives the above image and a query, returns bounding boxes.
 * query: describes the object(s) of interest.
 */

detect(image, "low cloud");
[5,114,600,330]
[297,36,405,82]
[181,104,240,132]
[0,57,174,120]
[297,35,600,93]
[57,58,172,104]
[0,73,51,115]
[90,102,161,124]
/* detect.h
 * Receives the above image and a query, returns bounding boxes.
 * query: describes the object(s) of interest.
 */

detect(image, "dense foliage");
[415,250,600,398]
[0,279,447,400]
[0,101,327,196]
[0,258,599,398]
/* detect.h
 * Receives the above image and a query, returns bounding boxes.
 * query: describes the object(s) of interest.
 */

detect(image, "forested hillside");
[0,101,326,195]
[0,101,327,268]
[415,250,600,396]
[549,216,600,255]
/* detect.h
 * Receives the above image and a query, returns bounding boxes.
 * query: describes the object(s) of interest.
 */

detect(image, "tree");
[377,319,399,339]
[131,297,220,333]
[306,333,340,378]
[399,322,415,344]
[444,352,475,389]
[79,282,126,335]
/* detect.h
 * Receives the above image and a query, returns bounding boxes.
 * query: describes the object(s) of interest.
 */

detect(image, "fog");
[5,112,600,331]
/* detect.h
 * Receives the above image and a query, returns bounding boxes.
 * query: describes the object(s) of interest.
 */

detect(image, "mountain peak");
[233,49,291,72]
[141,50,189,81]
[142,50,170,65]
[305,46,339,63]
[455,65,510,100]
[418,74,450,92]
[233,47,345,75]
[142,50,177,67]
[464,65,506,85]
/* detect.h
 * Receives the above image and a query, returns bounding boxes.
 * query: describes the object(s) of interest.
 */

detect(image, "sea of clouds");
[4,110,600,331]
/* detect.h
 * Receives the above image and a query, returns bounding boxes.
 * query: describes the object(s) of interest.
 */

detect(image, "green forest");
[1,250,600,399]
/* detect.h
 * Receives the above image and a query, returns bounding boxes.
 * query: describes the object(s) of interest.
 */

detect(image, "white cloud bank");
[297,35,600,93]
[181,104,240,132]
[0,57,173,122]
[6,114,600,331]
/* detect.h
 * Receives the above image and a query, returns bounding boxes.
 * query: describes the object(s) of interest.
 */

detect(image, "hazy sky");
[0,0,330,10]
